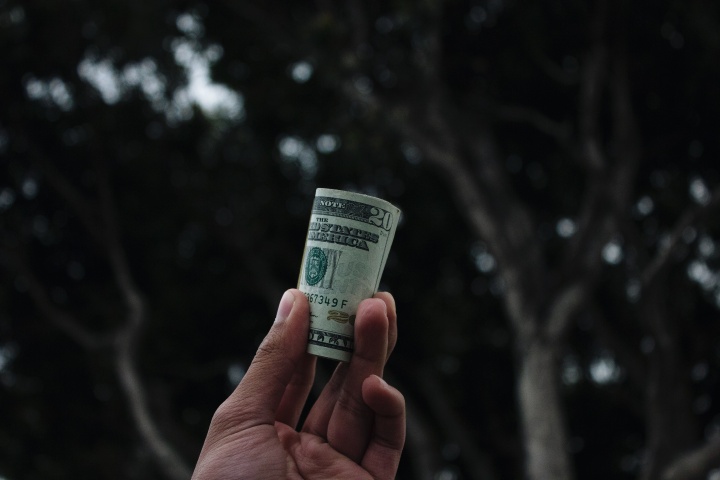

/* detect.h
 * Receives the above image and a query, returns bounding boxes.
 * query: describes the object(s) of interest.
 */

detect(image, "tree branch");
[564,0,640,283]
[495,104,572,146]
[337,6,546,336]
[25,158,192,480]
[641,184,720,289]
[36,158,106,244]
[341,81,511,268]
[94,160,192,480]
[545,283,588,342]
[577,0,608,172]
[0,245,114,350]
[661,439,720,480]
[607,27,641,213]
[115,339,192,480]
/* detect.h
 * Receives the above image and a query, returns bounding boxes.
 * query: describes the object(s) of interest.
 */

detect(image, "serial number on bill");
[304,293,348,308]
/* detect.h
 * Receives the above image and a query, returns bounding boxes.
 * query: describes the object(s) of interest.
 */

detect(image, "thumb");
[219,289,310,428]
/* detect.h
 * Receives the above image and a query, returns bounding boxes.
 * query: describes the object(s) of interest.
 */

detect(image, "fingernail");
[275,290,295,324]
[376,375,389,388]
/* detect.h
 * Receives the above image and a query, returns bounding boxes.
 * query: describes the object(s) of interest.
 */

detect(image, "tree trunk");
[517,336,574,480]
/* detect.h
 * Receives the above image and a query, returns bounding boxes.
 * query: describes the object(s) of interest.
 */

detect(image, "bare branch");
[94,162,192,480]
[409,1,443,82]
[607,33,641,211]
[342,56,542,335]
[94,160,145,330]
[565,2,640,282]
[1,246,114,350]
[408,133,503,245]
[564,66,610,272]
[115,340,192,480]
[661,439,720,480]
[341,81,511,263]
[545,283,588,342]
[24,157,193,479]
[495,105,572,145]
[577,49,607,171]
[37,159,106,244]
[462,125,539,257]
[641,184,720,289]
[577,0,608,172]
[324,0,532,280]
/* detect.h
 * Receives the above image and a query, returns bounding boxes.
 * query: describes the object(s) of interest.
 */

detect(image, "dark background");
[1,1,720,479]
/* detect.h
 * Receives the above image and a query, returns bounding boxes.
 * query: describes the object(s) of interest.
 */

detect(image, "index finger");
[209,290,310,434]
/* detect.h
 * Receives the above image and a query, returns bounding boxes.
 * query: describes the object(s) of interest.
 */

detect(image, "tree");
[2,1,720,479]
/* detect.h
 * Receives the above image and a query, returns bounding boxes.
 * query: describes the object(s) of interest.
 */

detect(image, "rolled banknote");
[298,188,401,362]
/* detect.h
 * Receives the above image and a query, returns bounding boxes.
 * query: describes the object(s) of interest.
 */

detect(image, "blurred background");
[1,1,720,479]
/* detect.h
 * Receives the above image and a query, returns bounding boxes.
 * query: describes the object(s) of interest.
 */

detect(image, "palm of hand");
[195,424,373,480]
[278,423,374,479]
[191,291,404,480]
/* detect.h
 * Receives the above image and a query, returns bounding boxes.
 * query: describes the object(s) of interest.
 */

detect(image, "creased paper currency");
[298,188,401,362]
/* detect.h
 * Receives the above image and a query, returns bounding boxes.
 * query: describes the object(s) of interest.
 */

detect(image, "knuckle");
[207,399,243,439]
[255,331,283,358]
[210,398,235,426]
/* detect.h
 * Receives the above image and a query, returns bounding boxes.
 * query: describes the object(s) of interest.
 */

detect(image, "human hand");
[191,289,405,480]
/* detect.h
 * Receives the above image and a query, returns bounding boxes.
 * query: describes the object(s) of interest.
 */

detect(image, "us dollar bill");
[298,188,401,362]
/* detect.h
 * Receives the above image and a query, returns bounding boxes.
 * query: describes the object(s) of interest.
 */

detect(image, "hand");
[191,289,405,480]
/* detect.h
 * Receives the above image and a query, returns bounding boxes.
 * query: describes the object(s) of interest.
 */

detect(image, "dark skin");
[192,289,405,480]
